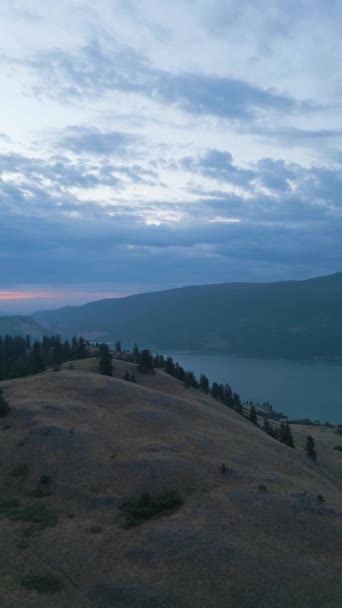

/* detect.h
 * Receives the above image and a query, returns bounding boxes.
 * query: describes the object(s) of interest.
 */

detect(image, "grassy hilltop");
[0,357,342,607]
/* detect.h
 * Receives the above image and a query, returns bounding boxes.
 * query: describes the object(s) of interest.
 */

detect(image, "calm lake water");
[167,353,342,424]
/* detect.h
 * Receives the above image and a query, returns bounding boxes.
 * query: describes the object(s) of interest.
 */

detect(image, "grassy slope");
[34,271,342,358]
[0,359,341,607]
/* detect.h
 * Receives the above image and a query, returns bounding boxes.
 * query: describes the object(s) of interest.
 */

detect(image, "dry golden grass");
[0,358,341,607]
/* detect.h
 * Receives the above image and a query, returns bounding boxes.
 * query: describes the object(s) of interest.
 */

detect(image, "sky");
[1,0,342,312]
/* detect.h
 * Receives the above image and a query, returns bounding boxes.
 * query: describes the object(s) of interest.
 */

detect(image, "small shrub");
[119,490,183,528]
[88,525,104,534]
[68,363,74,370]
[258,484,268,493]
[21,575,63,593]
[53,366,60,372]
[219,463,226,475]
[39,474,51,486]
[0,501,59,528]
[333,446,342,452]
[0,389,11,417]
[10,464,29,479]
[28,488,51,498]
[317,494,325,504]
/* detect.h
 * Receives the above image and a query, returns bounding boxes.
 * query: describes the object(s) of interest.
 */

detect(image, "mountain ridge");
[32,271,342,359]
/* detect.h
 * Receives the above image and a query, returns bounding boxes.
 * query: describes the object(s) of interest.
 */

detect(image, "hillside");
[34,271,342,359]
[0,359,342,607]
[0,316,44,339]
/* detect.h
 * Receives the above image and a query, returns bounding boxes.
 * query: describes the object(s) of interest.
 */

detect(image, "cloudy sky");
[1,0,342,312]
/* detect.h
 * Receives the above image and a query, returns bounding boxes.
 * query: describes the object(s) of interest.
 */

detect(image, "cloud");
[1,145,342,293]
[180,149,256,188]
[57,126,142,156]
[20,40,303,123]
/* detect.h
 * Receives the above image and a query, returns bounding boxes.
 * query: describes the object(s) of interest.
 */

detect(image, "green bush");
[119,490,183,527]
[0,389,10,417]
[10,464,29,479]
[39,474,51,486]
[21,575,63,593]
[0,501,59,528]
[28,488,51,498]
[333,445,342,452]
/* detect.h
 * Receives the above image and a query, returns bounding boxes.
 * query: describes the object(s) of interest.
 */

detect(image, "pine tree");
[249,405,258,425]
[233,392,243,415]
[115,341,122,353]
[164,357,175,376]
[99,345,113,376]
[279,421,295,448]
[132,344,140,363]
[30,341,45,375]
[199,374,209,394]
[139,349,154,373]
[0,388,10,417]
[305,435,317,461]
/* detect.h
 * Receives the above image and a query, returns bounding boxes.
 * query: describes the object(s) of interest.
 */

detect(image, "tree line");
[0,335,90,381]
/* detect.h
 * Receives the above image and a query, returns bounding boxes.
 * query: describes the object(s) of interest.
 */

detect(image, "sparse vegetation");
[88,525,104,534]
[10,464,29,478]
[39,474,51,486]
[317,494,325,504]
[119,490,184,527]
[333,446,342,452]
[21,576,63,593]
[258,484,268,493]
[305,435,317,462]
[28,488,51,498]
[99,344,113,376]
[138,349,154,373]
[0,500,59,528]
[123,370,136,383]
[0,388,10,417]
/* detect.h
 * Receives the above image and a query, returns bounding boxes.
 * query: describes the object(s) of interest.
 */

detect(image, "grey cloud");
[1,147,342,289]
[180,149,256,187]
[58,126,141,156]
[23,40,302,122]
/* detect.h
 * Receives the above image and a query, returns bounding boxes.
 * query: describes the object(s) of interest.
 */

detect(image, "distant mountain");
[0,315,45,339]
[34,271,342,359]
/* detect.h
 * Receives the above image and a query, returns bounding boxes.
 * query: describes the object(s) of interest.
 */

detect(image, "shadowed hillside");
[34,271,342,359]
[0,358,342,607]
[0,317,44,340]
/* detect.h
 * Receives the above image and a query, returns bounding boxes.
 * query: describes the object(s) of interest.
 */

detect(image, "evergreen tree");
[164,357,176,376]
[210,382,220,400]
[139,349,154,373]
[132,344,140,363]
[223,384,233,408]
[30,341,45,375]
[199,373,209,394]
[305,435,317,461]
[115,340,122,353]
[99,345,113,376]
[0,388,10,417]
[279,421,295,448]
[249,405,258,425]
[233,392,243,415]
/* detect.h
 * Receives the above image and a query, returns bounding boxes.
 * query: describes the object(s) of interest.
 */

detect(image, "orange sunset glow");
[0,289,124,303]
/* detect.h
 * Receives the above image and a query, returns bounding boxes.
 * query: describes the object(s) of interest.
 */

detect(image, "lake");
[166,353,342,424]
